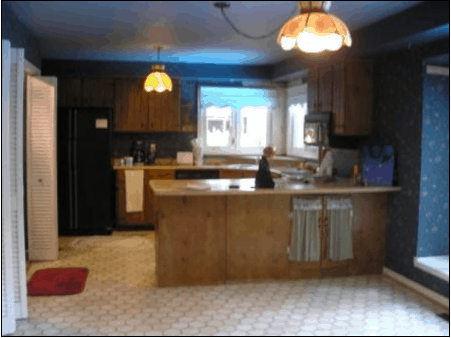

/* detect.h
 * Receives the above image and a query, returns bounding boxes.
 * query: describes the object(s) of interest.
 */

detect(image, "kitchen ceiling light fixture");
[144,44,172,93]
[277,1,352,53]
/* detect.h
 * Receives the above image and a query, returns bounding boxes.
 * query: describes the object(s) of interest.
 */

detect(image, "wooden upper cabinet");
[148,79,181,132]
[318,65,333,113]
[114,78,149,132]
[308,60,373,136]
[332,62,346,134]
[58,78,82,107]
[307,67,319,114]
[344,61,373,136]
[82,79,114,108]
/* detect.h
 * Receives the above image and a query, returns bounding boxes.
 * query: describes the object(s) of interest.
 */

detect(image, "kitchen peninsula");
[149,178,400,287]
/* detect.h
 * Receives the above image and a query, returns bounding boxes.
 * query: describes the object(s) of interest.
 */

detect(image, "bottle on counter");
[353,164,362,185]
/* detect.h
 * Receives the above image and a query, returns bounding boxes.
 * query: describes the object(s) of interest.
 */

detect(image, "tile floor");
[10,231,450,336]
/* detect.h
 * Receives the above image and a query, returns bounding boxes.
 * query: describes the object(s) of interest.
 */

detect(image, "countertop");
[149,178,401,197]
[113,164,260,171]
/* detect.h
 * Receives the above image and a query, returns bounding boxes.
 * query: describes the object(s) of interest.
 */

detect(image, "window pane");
[206,106,232,147]
[289,103,308,148]
[240,106,268,148]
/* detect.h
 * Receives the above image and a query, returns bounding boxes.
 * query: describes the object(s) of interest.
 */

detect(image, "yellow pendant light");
[144,46,172,93]
[277,1,352,53]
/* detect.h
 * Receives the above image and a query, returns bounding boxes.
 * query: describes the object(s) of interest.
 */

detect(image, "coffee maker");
[131,140,145,165]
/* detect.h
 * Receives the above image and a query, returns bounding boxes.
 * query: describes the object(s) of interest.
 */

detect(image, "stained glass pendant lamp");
[144,45,172,93]
[277,1,352,53]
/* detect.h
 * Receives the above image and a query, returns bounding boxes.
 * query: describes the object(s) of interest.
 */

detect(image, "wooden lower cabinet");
[220,170,243,179]
[226,195,291,281]
[153,191,389,286]
[115,170,147,226]
[116,169,174,226]
[156,196,227,287]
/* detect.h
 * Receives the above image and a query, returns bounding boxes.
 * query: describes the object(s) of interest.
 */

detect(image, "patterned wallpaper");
[1,2,41,69]
[417,72,450,257]
[372,40,449,298]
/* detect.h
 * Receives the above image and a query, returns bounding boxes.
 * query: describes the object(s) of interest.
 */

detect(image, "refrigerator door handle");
[68,141,73,230]
[73,109,78,230]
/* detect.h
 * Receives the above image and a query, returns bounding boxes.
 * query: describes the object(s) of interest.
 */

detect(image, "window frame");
[198,86,273,156]
[286,83,319,159]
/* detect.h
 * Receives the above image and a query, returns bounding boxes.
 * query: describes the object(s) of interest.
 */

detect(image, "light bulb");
[297,31,324,53]
[280,36,296,51]
[326,33,343,51]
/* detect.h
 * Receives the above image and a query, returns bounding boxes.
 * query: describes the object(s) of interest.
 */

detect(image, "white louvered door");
[2,39,17,336]
[26,75,59,261]
[10,48,28,318]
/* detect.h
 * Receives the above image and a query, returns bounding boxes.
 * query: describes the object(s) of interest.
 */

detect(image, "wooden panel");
[148,169,174,180]
[345,61,373,135]
[241,170,257,178]
[289,262,321,279]
[318,65,333,113]
[348,193,387,275]
[332,62,346,134]
[148,91,162,131]
[156,196,227,286]
[307,67,319,114]
[81,78,114,108]
[226,195,291,281]
[145,170,156,225]
[160,79,181,132]
[115,170,147,226]
[220,170,243,179]
[114,79,148,132]
[57,78,82,107]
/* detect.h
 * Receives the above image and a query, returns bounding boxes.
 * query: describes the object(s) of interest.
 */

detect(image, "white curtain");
[289,197,322,262]
[327,196,354,261]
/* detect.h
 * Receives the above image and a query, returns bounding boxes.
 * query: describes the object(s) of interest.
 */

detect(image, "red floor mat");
[28,268,89,296]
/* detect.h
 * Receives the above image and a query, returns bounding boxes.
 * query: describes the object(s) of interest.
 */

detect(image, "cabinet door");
[227,195,291,281]
[148,79,181,132]
[82,79,114,108]
[115,170,147,226]
[318,65,333,113]
[307,67,319,114]
[58,78,82,107]
[160,79,181,131]
[345,62,373,135]
[332,63,346,134]
[114,79,148,132]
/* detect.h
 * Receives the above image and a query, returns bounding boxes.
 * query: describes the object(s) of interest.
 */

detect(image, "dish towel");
[125,170,144,213]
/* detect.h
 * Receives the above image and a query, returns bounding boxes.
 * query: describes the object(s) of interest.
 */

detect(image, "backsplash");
[417,69,450,257]
[373,40,449,298]
[113,132,196,158]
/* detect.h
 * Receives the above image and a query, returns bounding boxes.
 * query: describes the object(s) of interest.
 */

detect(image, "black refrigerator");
[57,107,114,235]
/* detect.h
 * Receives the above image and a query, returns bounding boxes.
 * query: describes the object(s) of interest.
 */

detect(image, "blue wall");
[417,70,450,257]
[1,2,41,69]
[372,39,449,298]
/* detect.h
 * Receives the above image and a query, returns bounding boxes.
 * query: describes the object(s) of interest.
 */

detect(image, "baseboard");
[383,267,449,310]
[114,225,155,231]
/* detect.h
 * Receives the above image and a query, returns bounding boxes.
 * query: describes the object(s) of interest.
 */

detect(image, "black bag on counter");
[255,156,275,188]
